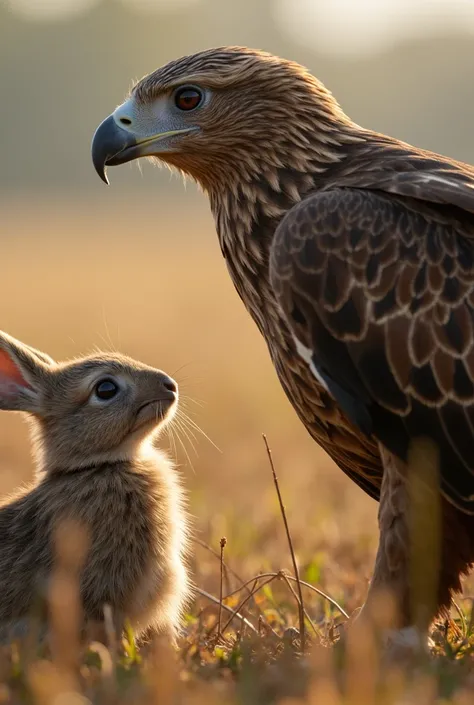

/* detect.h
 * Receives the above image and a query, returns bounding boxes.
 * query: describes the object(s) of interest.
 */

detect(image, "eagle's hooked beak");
[91,114,139,185]
[91,100,197,185]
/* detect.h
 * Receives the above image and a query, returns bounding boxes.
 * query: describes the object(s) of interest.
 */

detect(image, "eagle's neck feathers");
[206,127,363,338]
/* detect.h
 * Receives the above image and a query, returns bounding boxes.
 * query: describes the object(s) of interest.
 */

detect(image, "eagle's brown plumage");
[91,46,474,635]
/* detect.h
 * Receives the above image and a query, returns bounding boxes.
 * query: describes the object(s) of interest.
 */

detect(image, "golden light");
[4,0,99,21]
[118,0,200,13]
[274,0,474,57]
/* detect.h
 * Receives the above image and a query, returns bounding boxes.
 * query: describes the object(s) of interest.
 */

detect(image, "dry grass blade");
[280,573,321,639]
[451,599,467,639]
[407,438,441,631]
[217,537,227,642]
[263,434,306,653]
[219,571,348,621]
[193,538,240,594]
[284,576,350,620]
[49,519,89,686]
[194,587,258,635]
[466,599,474,640]
[219,576,279,636]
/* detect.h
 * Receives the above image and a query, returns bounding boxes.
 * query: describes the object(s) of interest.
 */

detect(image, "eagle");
[91,46,474,641]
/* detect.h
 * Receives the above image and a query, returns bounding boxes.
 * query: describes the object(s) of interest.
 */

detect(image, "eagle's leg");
[357,444,474,657]
[360,445,413,630]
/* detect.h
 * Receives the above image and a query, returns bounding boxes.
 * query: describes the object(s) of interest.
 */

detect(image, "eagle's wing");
[325,138,474,216]
[269,186,474,513]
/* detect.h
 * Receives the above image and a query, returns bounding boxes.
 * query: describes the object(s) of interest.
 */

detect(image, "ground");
[1,198,474,703]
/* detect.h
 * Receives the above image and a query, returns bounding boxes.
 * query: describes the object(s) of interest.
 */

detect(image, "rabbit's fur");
[0,330,190,644]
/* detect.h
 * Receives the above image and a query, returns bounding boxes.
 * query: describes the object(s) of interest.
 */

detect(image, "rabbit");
[0,330,191,646]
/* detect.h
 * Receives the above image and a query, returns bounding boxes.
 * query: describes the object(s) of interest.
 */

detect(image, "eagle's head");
[91,46,355,191]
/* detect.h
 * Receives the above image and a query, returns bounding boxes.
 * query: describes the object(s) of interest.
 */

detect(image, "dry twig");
[263,434,306,652]
[217,537,227,641]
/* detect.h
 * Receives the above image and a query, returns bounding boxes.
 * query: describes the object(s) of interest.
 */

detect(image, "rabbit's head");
[0,331,177,471]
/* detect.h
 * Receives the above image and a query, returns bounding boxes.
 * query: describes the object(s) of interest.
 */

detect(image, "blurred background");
[2,0,474,612]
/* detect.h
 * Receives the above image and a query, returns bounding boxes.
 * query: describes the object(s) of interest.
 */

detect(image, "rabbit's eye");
[94,379,119,401]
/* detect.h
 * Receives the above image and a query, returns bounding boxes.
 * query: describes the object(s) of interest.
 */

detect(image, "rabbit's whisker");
[172,416,196,474]
[177,409,221,453]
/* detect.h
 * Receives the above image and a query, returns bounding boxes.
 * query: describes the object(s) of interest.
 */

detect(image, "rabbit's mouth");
[134,397,177,432]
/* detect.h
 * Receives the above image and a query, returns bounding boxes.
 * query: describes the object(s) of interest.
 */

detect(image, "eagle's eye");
[174,86,203,112]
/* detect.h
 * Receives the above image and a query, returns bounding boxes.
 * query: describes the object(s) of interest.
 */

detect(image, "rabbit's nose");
[162,375,178,395]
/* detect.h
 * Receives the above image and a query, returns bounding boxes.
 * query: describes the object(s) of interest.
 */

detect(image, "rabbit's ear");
[22,344,55,367]
[0,332,51,413]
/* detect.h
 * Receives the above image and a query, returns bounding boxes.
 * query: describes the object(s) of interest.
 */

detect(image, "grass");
[1,198,474,702]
